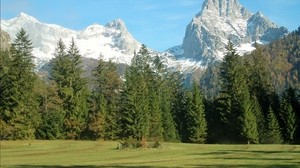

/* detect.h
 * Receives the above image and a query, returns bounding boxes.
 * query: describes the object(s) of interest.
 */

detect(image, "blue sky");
[1,0,300,51]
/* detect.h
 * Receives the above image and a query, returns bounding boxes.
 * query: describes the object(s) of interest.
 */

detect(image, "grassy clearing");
[1,140,299,168]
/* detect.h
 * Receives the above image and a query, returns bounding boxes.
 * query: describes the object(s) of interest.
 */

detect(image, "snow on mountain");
[174,0,288,64]
[1,13,203,73]
[1,12,141,68]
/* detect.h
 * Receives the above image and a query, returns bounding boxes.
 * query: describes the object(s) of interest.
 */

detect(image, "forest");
[0,28,300,145]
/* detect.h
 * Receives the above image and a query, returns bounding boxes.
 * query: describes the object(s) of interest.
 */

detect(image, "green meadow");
[1,141,300,168]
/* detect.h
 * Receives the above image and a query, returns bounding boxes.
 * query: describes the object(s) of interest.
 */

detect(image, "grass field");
[1,140,300,168]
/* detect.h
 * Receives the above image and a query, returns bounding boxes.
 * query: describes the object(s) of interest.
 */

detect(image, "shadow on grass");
[12,166,163,168]
[191,150,300,156]
[193,164,300,168]
[12,165,300,168]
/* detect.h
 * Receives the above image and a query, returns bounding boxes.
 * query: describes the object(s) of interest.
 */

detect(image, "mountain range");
[0,0,289,70]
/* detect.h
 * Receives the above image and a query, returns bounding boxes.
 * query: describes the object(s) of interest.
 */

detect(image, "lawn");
[0,140,299,168]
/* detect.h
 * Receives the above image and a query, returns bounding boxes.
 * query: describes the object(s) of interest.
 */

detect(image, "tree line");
[0,28,299,144]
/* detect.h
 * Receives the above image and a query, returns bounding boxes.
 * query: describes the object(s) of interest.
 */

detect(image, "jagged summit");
[105,19,127,31]
[180,0,288,63]
[199,0,251,19]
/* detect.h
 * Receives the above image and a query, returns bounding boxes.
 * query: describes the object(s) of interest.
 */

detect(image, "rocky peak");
[105,19,127,31]
[181,0,288,63]
[199,0,251,19]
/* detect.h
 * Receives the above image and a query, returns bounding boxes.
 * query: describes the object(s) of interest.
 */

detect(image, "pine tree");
[240,92,259,144]
[50,38,89,139]
[0,28,40,139]
[280,89,297,143]
[36,81,65,139]
[186,82,207,143]
[87,58,121,140]
[148,56,164,141]
[218,41,259,143]
[264,107,283,144]
[119,44,151,141]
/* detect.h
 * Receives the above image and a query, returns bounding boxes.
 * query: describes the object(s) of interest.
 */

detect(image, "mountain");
[178,0,288,64]
[1,13,203,72]
[0,28,11,51]
[1,12,141,69]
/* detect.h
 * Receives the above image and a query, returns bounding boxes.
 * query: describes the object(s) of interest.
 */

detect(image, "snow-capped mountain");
[1,12,141,68]
[1,13,203,72]
[178,0,288,64]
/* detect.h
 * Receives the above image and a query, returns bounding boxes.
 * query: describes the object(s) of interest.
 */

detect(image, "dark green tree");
[119,44,151,141]
[279,89,297,143]
[0,28,40,139]
[50,38,89,139]
[264,107,283,144]
[218,41,259,143]
[186,82,207,143]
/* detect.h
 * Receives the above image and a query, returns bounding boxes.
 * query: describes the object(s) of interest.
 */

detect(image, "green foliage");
[186,82,207,143]
[0,28,40,140]
[263,107,283,144]
[50,38,89,139]
[119,44,151,141]
[36,81,65,139]
[279,89,297,143]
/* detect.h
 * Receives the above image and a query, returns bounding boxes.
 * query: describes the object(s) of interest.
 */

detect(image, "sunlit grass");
[1,140,299,168]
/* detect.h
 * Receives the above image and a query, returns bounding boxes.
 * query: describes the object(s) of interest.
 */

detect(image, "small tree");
[264,107,283,144]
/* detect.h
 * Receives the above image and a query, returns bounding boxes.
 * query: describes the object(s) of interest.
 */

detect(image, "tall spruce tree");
[279,89,297,143]
[148,56,164,141]
[218,41,259,143]
[0,28,40,139]
[50,38,89,139]
[186,82,207,143]
[119,44,151,141]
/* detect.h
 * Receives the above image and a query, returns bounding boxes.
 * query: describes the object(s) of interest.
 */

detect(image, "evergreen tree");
[218,41,259,143]
[0,28,40,139]
[36,81,65,139]
[119,44,151,141]
[280,89,297,143]
[186,82,207,143]
[87,59,121,140]
[264,107,283,144]
[247,44,274,115]
[50,38,89,139]
[148,56,164,141]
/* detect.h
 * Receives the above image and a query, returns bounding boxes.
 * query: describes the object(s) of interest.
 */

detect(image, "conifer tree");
[119,44,151,141]
[87,58,121,140]
[264,107,283,144]
[50,38,89,139]
[280,90,297,143]
[36,81,65,139]
[0,28,40,139]
[218,41,259,143]
[186,82,207,143]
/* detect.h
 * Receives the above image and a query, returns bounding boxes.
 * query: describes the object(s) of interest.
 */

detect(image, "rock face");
[0,29,11,51]
[181,0,288,63]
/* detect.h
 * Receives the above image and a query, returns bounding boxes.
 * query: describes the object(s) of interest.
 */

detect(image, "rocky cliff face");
[0,29,11,51]
[181,0,288,64]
